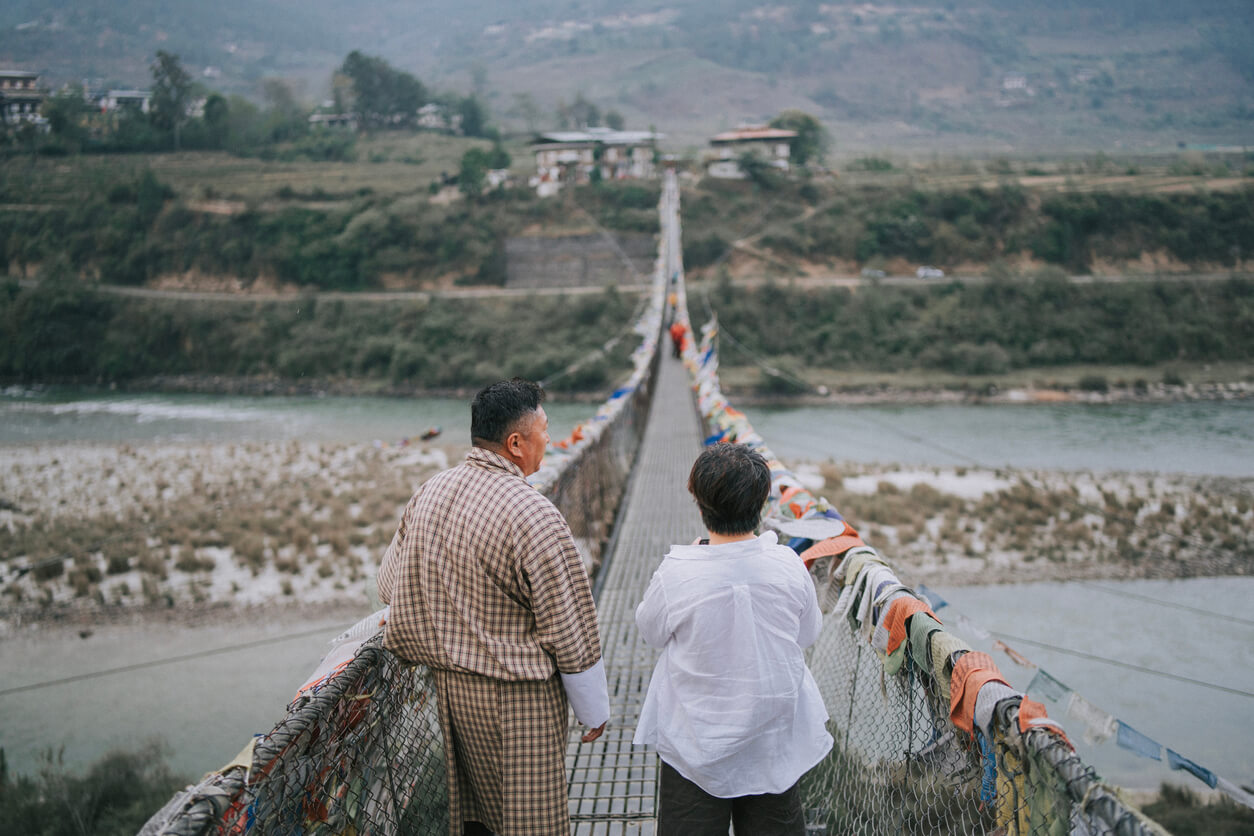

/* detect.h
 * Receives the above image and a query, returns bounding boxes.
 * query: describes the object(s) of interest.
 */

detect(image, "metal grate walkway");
[565,346,705,835]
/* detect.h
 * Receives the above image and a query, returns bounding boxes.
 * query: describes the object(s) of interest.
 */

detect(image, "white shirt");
[632,531,833,797]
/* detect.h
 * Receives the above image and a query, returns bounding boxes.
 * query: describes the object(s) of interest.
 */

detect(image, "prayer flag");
[1027,669,1071,704]
[916,584,948,611]
[1065,693,1116,745]
[1115,721,1162,761]
[1167,749,1217,789]
[993,639,1036,669]
[1215,777,1254,812]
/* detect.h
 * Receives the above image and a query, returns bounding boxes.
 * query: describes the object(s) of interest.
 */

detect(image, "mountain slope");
[1,0,1251,152]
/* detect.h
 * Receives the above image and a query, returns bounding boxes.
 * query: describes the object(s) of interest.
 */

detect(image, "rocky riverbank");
[3,440,1251,631]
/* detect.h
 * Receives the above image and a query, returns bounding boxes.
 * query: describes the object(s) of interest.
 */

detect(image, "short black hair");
[471,378,546,446]
[687,443,770,535]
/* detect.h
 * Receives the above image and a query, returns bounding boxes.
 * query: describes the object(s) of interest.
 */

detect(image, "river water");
[1,389,1252,791]
[3,388,1252,475]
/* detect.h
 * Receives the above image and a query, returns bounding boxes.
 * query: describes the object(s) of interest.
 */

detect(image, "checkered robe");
[378,446,603,835]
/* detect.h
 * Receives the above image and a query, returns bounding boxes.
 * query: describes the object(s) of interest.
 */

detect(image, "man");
[378,378,609,836]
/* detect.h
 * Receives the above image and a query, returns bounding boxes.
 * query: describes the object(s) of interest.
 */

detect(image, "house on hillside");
[98,89,152,114]
[417,102,461,132]
[0,69,46,126]
[530,127,663,196]
[705,125,797,179]
[308,112,357,129]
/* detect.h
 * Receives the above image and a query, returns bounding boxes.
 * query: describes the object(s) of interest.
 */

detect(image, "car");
[860,268,886,279]
[916,266,945,279]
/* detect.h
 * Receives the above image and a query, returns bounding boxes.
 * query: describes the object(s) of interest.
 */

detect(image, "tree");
[457,95,489,138]
[605,109,625,130]
[149,50,193,148]
[459,147,491,197]
[42,86,92,150]
[737,151,781,190]
[769,109,831,167]
[259,78,307,143]
[202,93,229,148]
[339,51,427,130]
[512,92,541,134]
[569,93,600,128]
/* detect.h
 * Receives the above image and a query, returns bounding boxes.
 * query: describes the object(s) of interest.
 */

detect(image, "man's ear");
[504,430,523,457]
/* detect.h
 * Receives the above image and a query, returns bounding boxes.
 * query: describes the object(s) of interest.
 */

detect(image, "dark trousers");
[657,760,806,836]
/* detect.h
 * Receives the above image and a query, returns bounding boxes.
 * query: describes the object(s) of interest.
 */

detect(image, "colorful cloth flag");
[916,584,948,611]
[1167,749,1217,789]
[1065,693,1117,745]
[1027,669,1071,704]
[1115,721,1162,761]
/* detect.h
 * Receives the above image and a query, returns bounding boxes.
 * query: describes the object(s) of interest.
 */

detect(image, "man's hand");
[581,722,607,743]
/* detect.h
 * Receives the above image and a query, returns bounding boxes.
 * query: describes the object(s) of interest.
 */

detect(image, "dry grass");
[0,441,449,616]
[806,461,1254,584]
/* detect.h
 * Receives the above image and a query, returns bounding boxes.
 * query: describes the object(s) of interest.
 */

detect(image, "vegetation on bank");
[0,274,639,392]
[3,268,1251,394]
[692,272,1254,383]
[0,165,659,291]
[683,176,1254,273]
[0,744,187,836]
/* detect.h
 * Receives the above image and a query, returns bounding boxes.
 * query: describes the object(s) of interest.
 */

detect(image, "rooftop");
[534,127,663,145]
[710,125,797,143]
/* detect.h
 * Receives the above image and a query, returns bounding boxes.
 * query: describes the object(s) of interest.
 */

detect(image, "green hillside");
[2,0,1251,152]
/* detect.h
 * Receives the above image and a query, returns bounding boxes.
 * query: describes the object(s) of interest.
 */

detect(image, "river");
[3,388,1252,475]
[1,389,1251,792]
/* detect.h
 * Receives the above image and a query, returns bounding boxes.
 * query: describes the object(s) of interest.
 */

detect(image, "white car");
[916,266,945,279]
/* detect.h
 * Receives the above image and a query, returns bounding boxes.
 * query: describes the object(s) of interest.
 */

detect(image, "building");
[417,102,460,132]
[705,125,797,179]
[530,127,663,195]
[308,112,358,130]
[0,69,46,126]
[99,89,152,114]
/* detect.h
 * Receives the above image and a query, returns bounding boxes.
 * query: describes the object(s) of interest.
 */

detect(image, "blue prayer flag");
[1115,721,1162,761]
[1027,669,1072,704]
[916,584,948,611]
[1167,749,1217,788]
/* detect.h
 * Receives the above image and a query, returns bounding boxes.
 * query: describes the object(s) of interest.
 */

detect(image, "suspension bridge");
[141,172,1184,836]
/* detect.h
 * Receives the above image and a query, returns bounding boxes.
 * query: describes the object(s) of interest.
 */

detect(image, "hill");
[2,0,1251,153]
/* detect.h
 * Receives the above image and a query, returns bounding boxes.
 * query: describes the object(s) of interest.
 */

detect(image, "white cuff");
[560,658,610,729]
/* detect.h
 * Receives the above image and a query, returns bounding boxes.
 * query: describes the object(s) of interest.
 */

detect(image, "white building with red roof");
[706,125,797,179]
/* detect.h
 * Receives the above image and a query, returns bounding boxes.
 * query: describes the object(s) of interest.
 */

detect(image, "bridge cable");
[536,196,658,389]
[987,630,1254,700]
[0,623,348,698]
[1077,581,1254,627]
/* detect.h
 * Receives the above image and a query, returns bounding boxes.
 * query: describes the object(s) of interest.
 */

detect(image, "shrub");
[1077,374,1109,392]
[0,741,187,836]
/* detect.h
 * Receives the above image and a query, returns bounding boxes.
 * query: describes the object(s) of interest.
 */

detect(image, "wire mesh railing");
[666,182,1167,835]
[140,194,669,836]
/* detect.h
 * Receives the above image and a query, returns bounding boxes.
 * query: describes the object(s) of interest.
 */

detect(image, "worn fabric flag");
[916,584,948,611]
[1167,749,1217,789]
[1027,668,1072,704]
[993,639,1036,669]
[1216,777,1254,812]
[1065,693,1117,745]
[1115,721,1162,761]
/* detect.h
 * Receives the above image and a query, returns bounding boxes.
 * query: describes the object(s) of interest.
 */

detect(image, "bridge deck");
[565,347,704,835]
